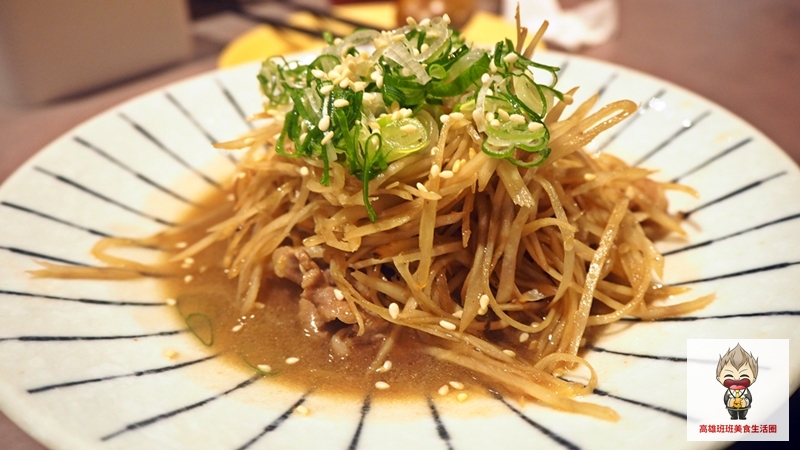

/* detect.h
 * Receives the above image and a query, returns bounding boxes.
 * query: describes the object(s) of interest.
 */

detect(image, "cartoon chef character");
[716,343,758,420]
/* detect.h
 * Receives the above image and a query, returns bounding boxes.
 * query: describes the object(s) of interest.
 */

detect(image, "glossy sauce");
[164,193,480,399]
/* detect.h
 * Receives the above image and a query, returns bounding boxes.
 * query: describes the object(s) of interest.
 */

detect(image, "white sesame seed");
[452,309,463,318]
[481,73,491,84]
[406,17,417,26]
[400,124,418,133]
[321,131,334,145]
[497,109,510,121]
[295,405,310,416]
[453,159,463,173]
[457,392,469,402]
[416,182,428,193]
[479,294,490,309]
[333,37,343,45]
[319,84,334,95]
[385,181,400,190]
[438,384,450,396]
[510,114,526,124]
[449,112,464,121]
[528,122,543,132]
[299,166,310,176]
[376,76,384,89]
[443,13,451,24]
[439,170,454,179]
[165,298,177,306]
[439,320,456,331]
[338,78,350,88]
[352,81,368,92]
[519,332,530,343]
[184,275,193,284]
[226,193,236,202]
[318,116,330,132]
[389,302,400,319]
[430,164,441,179]
[254,301,265,309]
[175,241,187,249]
[469,148,477,159]
[311,69,326,79]
[232,323,243,332]
[503,349,517,358]
[400,67,412,77]
[333,99,350,108]
[440,114,450,123]
[382,360,393,372]
[449,381,464,390]
[419,18,430,27]
[489,59,498,73]
[503,52,519,64]
[485,112,495,121]
[584,173,597,181]
[286,357,300,365]
[420,43,429,52]
[375,381,390,390]
[430,146,439,155]
[412,48,420,56]
[333,288,344,301]
[490,119,501,128]
[257,364,272,373]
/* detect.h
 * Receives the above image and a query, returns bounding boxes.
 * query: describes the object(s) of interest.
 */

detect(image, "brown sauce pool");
[165,192,481,400]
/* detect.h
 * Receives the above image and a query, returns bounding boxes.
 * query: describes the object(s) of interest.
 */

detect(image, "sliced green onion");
[378,117,429,161]
[185,313,213,346]
[257,15,566,221]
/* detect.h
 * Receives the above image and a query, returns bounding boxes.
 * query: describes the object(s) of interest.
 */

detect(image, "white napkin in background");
[503,0,619,51]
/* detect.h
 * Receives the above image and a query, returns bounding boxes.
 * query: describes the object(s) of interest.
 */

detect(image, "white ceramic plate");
[1,51,798,450]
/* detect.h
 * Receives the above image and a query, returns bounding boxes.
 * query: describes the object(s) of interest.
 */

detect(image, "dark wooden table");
[1,1,798,448]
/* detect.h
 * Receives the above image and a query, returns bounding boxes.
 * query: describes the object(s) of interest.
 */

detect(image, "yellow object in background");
[217,2,518,68]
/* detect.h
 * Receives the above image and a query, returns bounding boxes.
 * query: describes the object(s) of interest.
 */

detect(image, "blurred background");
[0,1,798,449]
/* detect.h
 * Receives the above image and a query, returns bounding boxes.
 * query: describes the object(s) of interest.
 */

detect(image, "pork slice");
[272,246,305,285]
[297,298,324,334]
[272,246,356,328]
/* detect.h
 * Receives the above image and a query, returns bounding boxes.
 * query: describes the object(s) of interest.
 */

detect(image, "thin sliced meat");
[272,246,356,329]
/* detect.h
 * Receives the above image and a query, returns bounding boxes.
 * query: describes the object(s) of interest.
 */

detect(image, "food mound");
[35,13,713,420]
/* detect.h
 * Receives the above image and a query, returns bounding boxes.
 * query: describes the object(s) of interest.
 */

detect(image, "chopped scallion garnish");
[257,16,564,221]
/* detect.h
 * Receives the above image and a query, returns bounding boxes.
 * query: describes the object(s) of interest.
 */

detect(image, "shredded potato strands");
[32,11,713,420]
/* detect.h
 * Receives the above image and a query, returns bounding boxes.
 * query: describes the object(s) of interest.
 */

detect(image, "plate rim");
[0,49,797,450]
